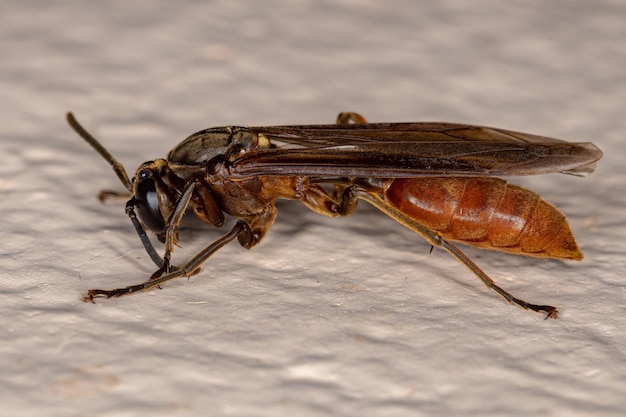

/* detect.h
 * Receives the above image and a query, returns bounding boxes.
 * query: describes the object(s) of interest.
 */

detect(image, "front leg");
[139,179,198,282]
[83,204,278,301]
[83,221,252,300]
[83,180,199,300]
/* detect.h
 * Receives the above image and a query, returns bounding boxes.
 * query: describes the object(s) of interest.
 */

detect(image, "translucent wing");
[230,122,601,178]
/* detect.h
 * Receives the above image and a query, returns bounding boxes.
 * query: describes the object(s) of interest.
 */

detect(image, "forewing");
[230,123,602,178]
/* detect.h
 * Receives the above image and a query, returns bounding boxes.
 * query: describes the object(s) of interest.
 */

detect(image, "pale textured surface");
[2,1,625,416]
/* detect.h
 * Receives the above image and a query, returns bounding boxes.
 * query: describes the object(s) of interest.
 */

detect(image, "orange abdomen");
[384,177,582,260]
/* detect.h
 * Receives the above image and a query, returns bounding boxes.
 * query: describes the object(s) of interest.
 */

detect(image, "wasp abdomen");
[384,178,582,260]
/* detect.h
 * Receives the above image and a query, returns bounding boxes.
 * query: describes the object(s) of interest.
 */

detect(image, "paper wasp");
[67,111,602,319]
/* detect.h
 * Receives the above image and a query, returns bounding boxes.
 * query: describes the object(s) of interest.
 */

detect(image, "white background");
[2,1,625,416]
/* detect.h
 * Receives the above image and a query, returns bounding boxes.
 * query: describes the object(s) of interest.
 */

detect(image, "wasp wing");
[231,123,602,178]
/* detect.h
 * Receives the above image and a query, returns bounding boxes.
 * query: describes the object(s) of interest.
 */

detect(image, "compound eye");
[134,170,166,232]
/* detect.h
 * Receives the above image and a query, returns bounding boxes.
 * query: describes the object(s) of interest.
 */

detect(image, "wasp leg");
[97,190,132,202]
[84,183,278,301]
[83,221,251,301]
[336,112,368,124]
[355,191,559,319]
[125,179,199,280]
[84,180,199,300]
[157,180,198,274]
[238,207,277,248]
[290,112,367,216]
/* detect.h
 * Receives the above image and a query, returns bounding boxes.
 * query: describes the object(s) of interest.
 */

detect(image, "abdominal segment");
[384,177,582,260]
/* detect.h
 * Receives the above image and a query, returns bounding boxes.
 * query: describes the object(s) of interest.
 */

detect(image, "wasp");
[67,111,602,319]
